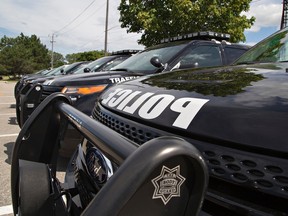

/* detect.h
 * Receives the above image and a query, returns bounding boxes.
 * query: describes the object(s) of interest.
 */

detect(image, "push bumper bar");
[11,93,208,215]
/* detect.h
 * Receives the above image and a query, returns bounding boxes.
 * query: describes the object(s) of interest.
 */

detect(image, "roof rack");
[112,49,142,55]
[160,31,230,43]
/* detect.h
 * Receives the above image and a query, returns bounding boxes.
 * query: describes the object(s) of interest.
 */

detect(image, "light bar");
[112,50,142,55]
[160,31,231,43]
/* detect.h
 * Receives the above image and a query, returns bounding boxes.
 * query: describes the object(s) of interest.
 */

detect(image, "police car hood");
[45,71,141,86]
[29,75,61,84]
[23,74,48,83]
[22,73,45,80]
[99,63,288,153]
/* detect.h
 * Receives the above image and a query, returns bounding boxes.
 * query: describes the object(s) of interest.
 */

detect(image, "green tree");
[65,50,105,63]
[49,51,65,68]
[0,33,50,78]
[118,0,255,47]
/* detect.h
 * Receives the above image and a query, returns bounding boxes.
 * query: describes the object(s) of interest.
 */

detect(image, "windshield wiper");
[110,68,129,72]
[235,61,258,65]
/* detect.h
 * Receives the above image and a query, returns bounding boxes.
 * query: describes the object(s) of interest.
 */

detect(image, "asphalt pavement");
[0,81,19,215]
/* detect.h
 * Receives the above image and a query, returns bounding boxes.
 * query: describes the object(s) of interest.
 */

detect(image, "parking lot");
[0,81,69,215]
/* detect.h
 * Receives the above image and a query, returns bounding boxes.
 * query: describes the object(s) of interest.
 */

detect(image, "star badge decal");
[151,165,186,205]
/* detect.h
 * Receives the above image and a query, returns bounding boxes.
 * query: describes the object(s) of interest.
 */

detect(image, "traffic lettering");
[109,76,139,84]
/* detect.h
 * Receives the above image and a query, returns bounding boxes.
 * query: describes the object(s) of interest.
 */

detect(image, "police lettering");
[102,88,209,129]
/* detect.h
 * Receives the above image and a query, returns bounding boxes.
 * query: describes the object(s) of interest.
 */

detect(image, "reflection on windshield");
[236,29,288,64]
[111,43,187,73]
[45,65,67,76]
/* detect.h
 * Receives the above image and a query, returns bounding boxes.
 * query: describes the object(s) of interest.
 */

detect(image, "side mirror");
[84,68,91,73]
[60,69,65,74]
[150,56,164,68]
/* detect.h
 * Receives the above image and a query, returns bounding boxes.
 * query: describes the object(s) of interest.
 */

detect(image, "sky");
[0,0,284,56]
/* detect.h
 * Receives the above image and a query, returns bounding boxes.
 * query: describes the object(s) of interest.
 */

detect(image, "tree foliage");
[0,33,50,78]
[118,0,255,47]
[65,50,105,63]
[49,51,65,68]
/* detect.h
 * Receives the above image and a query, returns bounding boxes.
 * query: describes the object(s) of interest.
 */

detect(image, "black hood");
[30,75,60,84]
[22,74,47,82]
[43,70,140,87]
[99,63,288,153]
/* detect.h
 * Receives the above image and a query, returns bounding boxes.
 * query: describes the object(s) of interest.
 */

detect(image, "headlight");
[61,85,107,95]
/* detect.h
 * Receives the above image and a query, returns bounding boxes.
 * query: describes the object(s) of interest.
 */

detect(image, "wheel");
[18,161,51,216]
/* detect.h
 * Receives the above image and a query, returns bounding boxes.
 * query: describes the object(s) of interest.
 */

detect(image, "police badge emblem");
[151,165,186,205]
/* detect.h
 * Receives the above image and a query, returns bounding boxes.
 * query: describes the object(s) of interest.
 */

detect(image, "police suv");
[15,50,139,127]
[17,32,249,128]
[85,28,288,215]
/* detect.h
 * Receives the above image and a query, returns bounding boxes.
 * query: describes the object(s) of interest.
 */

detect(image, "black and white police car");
[11,31,255,216]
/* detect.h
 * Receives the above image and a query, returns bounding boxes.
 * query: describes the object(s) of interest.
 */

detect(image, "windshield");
[111,42,187,73]
[41,69,52,75]
[57,62,88,75]
[45,65,68,76]
[73,56,115,74]
[67,62,89,74]
[100,56,129,71]
[236,29,288,64]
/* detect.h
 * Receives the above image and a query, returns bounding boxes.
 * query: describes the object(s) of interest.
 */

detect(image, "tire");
[18,161,51,216]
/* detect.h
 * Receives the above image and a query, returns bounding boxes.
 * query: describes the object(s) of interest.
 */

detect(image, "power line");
[55,0,96,34]
[59,2,106,35]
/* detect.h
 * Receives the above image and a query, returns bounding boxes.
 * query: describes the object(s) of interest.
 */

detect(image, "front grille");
[93,105,160,144]
[92,104,288,215]
[41,85,63,101]
[202,148,288,197]
[20,83,33,95]
[73,151,94,208]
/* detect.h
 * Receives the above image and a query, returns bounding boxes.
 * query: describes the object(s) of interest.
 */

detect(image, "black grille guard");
[11,93,208,216]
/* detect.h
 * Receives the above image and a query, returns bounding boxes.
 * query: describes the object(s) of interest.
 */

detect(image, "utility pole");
[104,0,109,56]
[50,34,56,69]
[281,0,288,29]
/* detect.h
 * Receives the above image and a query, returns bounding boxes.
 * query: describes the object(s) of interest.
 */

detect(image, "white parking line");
[0,113,15,116]
[0,204,13,215]
[0,103,15,105]
[0,134,18,138]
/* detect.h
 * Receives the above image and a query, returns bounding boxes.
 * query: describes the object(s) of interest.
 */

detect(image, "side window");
[224,47,247,64]
[174,45,222,70]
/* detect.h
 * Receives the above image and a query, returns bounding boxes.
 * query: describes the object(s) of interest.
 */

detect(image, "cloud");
[0,0,144,55]
[244,1,282,32]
